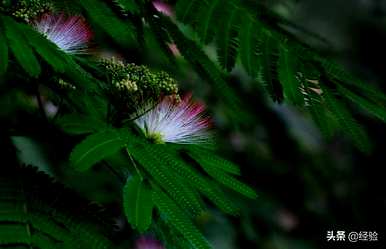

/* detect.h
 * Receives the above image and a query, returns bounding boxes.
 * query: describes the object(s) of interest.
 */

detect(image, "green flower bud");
[10,0,52,22]
[99,57,179,101]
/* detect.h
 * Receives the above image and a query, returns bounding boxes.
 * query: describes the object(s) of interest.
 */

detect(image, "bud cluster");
[100,57,178,97]
[1,0,53,22]
[100,58,179,117]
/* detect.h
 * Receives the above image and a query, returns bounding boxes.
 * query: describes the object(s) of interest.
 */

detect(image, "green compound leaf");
[153,187,212,249]
[258,32,283,103]
[123,176,154,232]
[187,146,241,175]
[0,166,117,249]
[188,149,257,199]
[175,0,203,24]
[239,17,260,77]
[337,84,386,123]
[146,144,239,215]
[216,4,240,71]
[56,114,108,135]
[70,128,129,171]
[278,45,304,105]
[79,0,135,47]
[1,16,41,77]
[320,84,372,153]
[128,141,205,216]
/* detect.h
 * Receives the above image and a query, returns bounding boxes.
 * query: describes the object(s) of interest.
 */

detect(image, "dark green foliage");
[0,27,8,75]
[65,124,253,248]
[278,44,304,105]
[67,91,108,119]
[176,0,263,73]
[174,0,386,150]
[188,149,257,199]
[302,78,335,139]
[142,144,240,215]
[2,0,386,248]
[0,166,117,249]
[50,0,82,14]
[152,187,212,249]
[114,0,140,14]
[1,15,41,77]
[159,15,248,121]
[336,84,386,122]
[258,33,284,103]
[320,59,386,103]
[145,13,177,64]
[155,219,195,249]
[195,0,220,44]
[319,83,371,152]
[188,146,241,176]
[175,0,202,24]
[123,175,154,232]
[58,57,99,91]
[238,16,259,77]
[124,138,238,248]
[127,140,205,216]
[70,128,130,171]
[216,2,240,72]
[79,0,135,47]
[56,113,109,135]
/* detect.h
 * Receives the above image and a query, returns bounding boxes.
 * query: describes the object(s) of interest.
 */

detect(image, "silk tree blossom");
[152,1,173,16]
[33,13,92,54]
[134,94,212,144]
[135,237,164,249]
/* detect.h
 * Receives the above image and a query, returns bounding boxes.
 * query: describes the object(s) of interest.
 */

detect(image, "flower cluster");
[33,13,92,54]
[26,9,211,146]
[134,94,211,144]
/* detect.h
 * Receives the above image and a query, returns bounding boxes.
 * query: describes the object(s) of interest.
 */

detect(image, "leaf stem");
[126,148,143,180]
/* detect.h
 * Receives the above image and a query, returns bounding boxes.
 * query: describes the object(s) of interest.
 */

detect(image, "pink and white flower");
[134,94,211,144]
[33,13,92,54]
[152,1,173,16]
[135,237,164,249]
